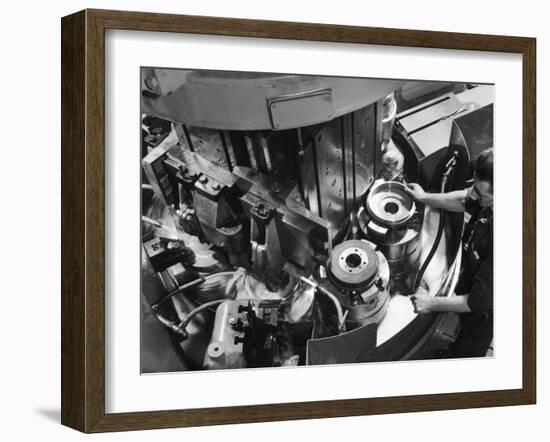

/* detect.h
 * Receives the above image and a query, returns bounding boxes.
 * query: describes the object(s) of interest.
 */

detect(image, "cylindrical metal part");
[326,239,390,328]
[366,181,416,227]
[361,181,423,292]
[328,239,379,289]
[202,300,248,370]
[370,220,421,278]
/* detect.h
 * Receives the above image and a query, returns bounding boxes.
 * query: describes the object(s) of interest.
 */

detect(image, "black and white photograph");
[140,68,494,373]
[2,0,545,439]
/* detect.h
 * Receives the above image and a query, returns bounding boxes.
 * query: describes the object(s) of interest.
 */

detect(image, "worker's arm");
[411,293,471,314]
[412,256,493,316]
[405,183,467,213]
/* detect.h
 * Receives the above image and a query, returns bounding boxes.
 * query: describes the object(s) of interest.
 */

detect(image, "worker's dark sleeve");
[466,254,493,318]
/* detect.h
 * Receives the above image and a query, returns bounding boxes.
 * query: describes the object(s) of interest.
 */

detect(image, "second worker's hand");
[410,293,435,314]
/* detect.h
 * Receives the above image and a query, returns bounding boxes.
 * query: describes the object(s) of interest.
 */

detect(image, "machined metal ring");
[366,181,416,227]
[329,240,379,289]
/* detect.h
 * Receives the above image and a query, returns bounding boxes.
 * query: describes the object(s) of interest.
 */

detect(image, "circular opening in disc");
[345,253,362,268]
[384,202,399,214]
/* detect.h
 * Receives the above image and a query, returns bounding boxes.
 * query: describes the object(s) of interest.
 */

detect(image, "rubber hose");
[412,172,452,291]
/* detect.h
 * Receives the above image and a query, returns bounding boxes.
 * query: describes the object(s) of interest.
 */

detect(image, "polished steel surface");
[299,106,377,232]
[307,206,462,363]
[366,181,416,227]
[329,239,379,288]
[140,72,471,371]
[324,239,390,329]
[202,300,247,370]
[142,68,403,131]
[337,247,370,275]
[361,181,422,292]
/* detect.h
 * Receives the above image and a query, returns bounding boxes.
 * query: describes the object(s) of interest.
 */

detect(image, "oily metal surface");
[329,240,379,288]
[299,107,377,233]
[366,181,415,227]
[142,69,403,130]
[377,226,421,261]
[307,207,463,364]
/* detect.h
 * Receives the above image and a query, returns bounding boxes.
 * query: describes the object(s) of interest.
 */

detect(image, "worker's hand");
[404,182,427,204]
[410,293,435,314]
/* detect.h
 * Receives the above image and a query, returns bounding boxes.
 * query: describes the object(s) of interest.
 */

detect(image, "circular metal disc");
[366,181,416,227]
[329,240,379,289]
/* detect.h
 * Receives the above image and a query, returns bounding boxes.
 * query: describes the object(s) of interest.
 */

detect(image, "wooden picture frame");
[61,8,536,433]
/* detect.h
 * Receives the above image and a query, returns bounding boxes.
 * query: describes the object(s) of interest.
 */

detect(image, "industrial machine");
[139,69,493,372]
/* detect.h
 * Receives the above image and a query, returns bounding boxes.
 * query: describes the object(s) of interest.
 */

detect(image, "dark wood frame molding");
[61,9,536,433]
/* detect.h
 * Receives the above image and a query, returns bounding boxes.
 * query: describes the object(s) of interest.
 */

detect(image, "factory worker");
[405,148,494,358]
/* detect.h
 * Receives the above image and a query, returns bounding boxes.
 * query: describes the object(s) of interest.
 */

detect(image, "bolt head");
[207,342,225,358]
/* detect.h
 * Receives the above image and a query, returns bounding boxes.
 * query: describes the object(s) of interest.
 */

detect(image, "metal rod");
[154,312,188,338]
[244,133,258,170]
[141,215,163,229]
[340,116,348,216]
[295,128,308,209]
[259,135,273,172]
[351,113,357,204]
[181,124,194,152]
[298,276,346,333]
[218,130,233,172]
[311,138,323,218]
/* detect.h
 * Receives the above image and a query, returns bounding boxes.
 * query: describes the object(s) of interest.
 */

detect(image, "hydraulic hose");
[412,153,458,291]
[176,299,227,339]
[298,276,347,333]
[151,276,206,311]
[152,271,246,339]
